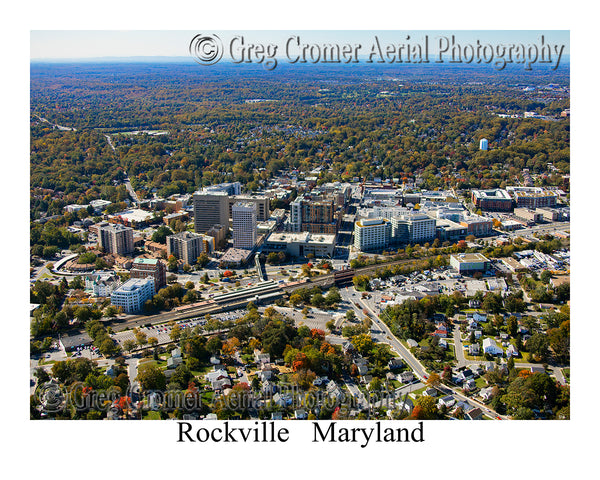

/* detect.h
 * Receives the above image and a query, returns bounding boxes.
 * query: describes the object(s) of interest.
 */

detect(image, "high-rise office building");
[232,202,257,250]
[167,231,214,265]
[193,191,230,234]
[98,223,134,255]
[228,195,270,222]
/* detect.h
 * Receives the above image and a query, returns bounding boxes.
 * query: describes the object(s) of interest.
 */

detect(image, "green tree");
[206,335,222,354]
[123,339,136,353]
[351,334,375,356]
[136,363,166,391]
[197,253,210,267]
[152,226,174,244]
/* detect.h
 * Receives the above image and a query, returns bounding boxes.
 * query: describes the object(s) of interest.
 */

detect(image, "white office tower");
[110,277,155,314]
[232,202,257,249]
[479,138,488,151]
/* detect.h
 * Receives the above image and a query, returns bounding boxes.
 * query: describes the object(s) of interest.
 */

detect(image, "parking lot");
[271,305,340,331]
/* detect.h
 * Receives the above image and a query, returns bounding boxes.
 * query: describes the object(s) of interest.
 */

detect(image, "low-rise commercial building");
[460,215,493,237]
[111,277,155,314]
[471,189,513,212]
[450,253,491,274]
[84,271,121,297]
[129,257,166,292]
[506,186,558,209]
[514,208,543,223]
[536,207,560,221]
[263,232,336,258]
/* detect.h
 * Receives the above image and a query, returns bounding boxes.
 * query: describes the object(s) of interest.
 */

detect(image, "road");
[33,114,76,131]
[437,383,509,420]
[104,134,139,207]
[453,324,468,368]
[355,295,429,381]
[513,362,567,385]
[343,378,368,410]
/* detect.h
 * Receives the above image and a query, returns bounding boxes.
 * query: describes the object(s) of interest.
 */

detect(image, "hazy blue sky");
[31,30,569,59]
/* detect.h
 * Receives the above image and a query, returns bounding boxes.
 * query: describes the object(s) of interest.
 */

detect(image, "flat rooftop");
[472,189,512,200]
[267,232,336,244]
[132,257,159,265]
[451,253,490,263]
[111,209,153,223]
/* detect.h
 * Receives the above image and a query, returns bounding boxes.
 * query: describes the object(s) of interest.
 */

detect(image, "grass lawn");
[464,354,485,362]
[201,391,214,404]
[138,359,168,369]
[475,376,488,389]
[388,379,402,389]
[409,386,427,398]
[143,411,161,420]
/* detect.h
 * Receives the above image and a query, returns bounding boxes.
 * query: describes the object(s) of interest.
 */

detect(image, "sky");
[31,30,570,60]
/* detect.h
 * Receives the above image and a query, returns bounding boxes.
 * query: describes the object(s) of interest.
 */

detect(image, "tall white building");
[232,202,257,250]
[479,138,488,151]
[110,277,155,314]
[407,214,436,243]
[391,213,436,244]
[354,218,391,251]
[290,198,302,232]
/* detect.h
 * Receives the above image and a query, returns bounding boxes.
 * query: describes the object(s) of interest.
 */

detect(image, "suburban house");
[479,386,494,401]
[294,409,308,420]
[353,357,369,376]
[205,366,231,390]
[167,355,183,369]
[259,365,274,382]
[483,337,503,356]
[326,381,343,400]
[506,344,519,357]
[433,323,448,338]
[400,371,414,383]
[468,343,481,355]
[254,349,271,365]
[463,378,477,392]
[438,395,456,408]
[262,380,277,395]
[465,407,483,420]
[423,387,438,397]
[388,357,404,369]
[457,369,474,382]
